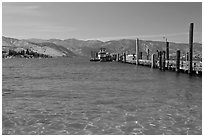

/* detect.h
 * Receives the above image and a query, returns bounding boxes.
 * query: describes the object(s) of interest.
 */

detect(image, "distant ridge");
[2,36,202,59]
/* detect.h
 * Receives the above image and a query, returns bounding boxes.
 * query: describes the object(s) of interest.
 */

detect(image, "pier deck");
[122,59,202,76]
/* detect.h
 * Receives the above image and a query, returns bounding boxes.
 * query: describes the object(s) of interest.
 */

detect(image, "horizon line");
[2,35,202,44]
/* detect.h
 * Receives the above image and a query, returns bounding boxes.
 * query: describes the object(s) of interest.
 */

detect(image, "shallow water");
[2,57,202,135]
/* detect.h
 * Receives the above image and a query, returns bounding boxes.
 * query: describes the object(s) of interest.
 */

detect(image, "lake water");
[2,57,202,135]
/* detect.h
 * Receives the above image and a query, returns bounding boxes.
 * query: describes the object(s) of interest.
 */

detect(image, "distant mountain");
[27,38,104,56]
[28,42,75,57]
[2,36,202,59]
[38,38,202,58]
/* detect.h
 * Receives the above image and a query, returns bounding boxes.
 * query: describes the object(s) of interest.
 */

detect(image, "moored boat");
[90,48,113,62]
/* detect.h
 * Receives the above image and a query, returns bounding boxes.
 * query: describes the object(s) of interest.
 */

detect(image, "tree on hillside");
[21,50,25,55]
[26,49,29,55]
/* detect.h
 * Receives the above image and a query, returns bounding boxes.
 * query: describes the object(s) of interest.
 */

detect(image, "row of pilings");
[116,23,202,76]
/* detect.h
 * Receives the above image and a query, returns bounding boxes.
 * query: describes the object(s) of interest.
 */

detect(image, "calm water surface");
[2,57,202,135]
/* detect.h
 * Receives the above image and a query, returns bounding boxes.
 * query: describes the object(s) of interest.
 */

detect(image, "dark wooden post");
[159,51,162,70]
[166,42,169,60]
[162,51,166,71]
[123,52,126,62]
[95,52,98,58]
[118,53,120,62]
[188,23,194,74]
[166,42,169,69]
[122,52,124,62]
[186,52,189,61]
[147,49,149,60]
[140,52,143,59]
[176,50,180,72]
[136,38,139,65]
[151,54,156,68]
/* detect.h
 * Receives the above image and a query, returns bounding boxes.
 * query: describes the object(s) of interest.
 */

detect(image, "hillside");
[101,39,202,59]
[26,38,202,58]
[2,36,75,57]
[27,38,103,56]
[2,36,202,60]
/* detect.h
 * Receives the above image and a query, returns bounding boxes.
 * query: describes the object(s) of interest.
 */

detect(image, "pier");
[115,23,202,76]
[121,59,202,75]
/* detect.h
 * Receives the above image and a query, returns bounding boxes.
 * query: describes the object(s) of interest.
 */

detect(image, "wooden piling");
[186,52,189,61]
[136,38,139,65]
[159,51,162,70]
[188,23,194,74]
[151,54,156,68]
[123,52,126,62]
[162,51,166,71]
[140,52,143,59]
[118,53,120,62]
[176,50,180,72]
[166,42,169,60]
[147,49,150,60]
[95,52,98,58]
[166,42,169,69]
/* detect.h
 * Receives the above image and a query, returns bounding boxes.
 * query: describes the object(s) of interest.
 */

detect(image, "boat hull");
[90,58,100,62]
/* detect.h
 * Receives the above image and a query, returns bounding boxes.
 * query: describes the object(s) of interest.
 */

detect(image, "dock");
[120,59,202,76]
[114,23,202,76]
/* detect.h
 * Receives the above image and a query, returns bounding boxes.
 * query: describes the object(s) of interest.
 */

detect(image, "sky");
[2,2,202,43]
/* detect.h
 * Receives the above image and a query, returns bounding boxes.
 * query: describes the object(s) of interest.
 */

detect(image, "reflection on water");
[2,57,202,135]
